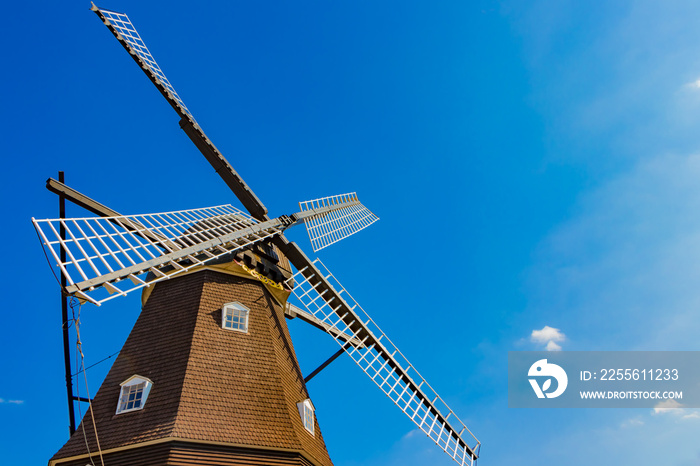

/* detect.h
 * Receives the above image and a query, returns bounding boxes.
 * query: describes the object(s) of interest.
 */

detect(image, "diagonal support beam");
[47,178,120,217]
[46,178,178,251]
[285,303,363,346]
[304,342,351,383]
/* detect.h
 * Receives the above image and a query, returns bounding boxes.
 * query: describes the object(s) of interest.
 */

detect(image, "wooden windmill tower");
[34,4,481,466]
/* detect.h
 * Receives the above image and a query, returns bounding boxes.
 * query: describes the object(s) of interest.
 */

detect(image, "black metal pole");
[304,342,351,383]
[59,171,76,436]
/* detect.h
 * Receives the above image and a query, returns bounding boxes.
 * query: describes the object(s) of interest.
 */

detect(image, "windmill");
[34,4,481,466]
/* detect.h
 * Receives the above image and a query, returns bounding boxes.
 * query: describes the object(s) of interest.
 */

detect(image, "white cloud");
[686,78,700,89]
[652,400,700,421]
[621,417,644,428]
[653,399,684,414]
[0,398,24,405]
[531,325,566,343]
[545,340,562,351]
[530,325,566,351]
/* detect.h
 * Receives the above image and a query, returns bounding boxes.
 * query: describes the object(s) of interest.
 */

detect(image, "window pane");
[223,305,249,333]
[118,382,147,413]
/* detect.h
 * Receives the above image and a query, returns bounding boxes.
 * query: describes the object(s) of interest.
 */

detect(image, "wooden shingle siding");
[50,269,333,466]
[56,442,170,466]
[54,441,324,466]
[168,441,320,465]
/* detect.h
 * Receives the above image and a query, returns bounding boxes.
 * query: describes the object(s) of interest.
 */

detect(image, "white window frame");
[115,375,153,415]
[297,398,315,435]
[222,302,250,333]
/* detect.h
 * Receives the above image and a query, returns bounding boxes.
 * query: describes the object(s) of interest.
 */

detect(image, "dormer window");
[116,375,152,414]
[222,302,249,333]
[297,399,315,435]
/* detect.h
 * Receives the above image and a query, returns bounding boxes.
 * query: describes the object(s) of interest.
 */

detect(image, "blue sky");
[2,1,700,465]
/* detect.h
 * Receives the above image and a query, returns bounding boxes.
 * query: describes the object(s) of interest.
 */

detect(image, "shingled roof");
[50,269,334,466]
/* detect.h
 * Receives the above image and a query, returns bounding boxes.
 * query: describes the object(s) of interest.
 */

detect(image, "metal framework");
[299,193,379,252]
[33,205,280,305]
[287,259,480,465]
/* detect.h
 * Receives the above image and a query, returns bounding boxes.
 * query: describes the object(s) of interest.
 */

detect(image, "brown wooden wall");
[50,269,333,466]
[55,441,319,466]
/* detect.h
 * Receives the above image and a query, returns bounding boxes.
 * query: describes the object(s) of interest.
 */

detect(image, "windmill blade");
[90,3,195,123]
[91,4,268,221]
[33,205,285,305]
[299,193,379,252]
[275,239,480,465]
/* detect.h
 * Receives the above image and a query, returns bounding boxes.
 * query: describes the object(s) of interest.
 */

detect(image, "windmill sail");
[299,193,379,252]
[276,240,480,465]
[33,195,373,305]
[91,3,268,220]
[33,205,282,305]
[91,4,194,122]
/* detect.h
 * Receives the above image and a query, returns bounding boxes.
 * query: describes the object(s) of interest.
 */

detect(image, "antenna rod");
[58,171,76,436]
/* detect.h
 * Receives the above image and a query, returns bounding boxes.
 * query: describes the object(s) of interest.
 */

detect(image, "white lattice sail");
[92,4,195,123]
[287,259,480,465]
[33,205,282,305]
[299,193,379,252]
